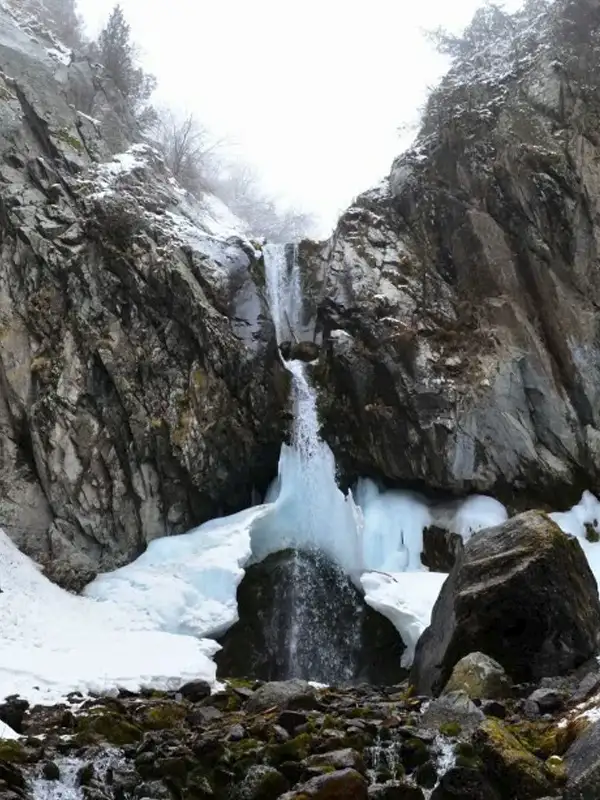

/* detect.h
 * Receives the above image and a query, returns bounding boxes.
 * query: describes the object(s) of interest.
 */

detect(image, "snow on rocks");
[0,506,269,705]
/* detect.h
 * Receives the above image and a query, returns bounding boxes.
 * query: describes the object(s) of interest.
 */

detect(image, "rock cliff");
[0,3,285,586]
[304,0,600,508]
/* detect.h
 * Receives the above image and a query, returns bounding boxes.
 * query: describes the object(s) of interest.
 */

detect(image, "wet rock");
[237,765,290,800]
[279,341,320,363]
[272,725,291,743]
[442,652,511,700]
[217,550,405,685]
[280,767,368,799]
[412,512,600,695]
[430,766,501,799]
[179,680,212,703]
[420,691,484,735]
[42,761,60,781]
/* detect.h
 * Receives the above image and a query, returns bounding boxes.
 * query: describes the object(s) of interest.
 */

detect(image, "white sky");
[77,0,522,235]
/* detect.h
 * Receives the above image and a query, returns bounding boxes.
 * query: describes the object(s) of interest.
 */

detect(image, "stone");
[217,549,405,685]
[442,652,511,700]
[431,766,501,800]
[412,512,600,695]
[42,761,60,781]
[227,723,246,742]
[421,527,464,572]
[188,706,223,725]
[304,748,366,774]
[564,718,600,799]
[179,680,212,703]
[474,719,553,798]
[245,680,317,714]
[278,711,308,734]
[237,765,289,800]
[280,768,368,799]
[272,725,291,743]
[368,783,425,800]
[481,701,507,719]
[420,691,484,735]
[0,698,29,734]
[527,688,567,714]
[279,341,320,363]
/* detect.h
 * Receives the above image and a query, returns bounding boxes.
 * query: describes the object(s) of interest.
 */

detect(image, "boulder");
[421,527,464,572]
[279,341,320,363]
[304,749,366,774]
[245,680,317,714]
[412,512,600,695]
[280,768,368,800]
[564,718,600,799]
[442,652,511,700]
[420,691,484,735]
[431,766,501,800]
[368,783,425,800]
[216,549,405,685]
[238,766,290,800]
[474,719,553,799]
[179,680,211,703]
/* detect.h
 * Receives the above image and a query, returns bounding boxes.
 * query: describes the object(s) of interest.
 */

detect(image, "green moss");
[0,740,27,763]
[439,721,462,737]
[140,703,187,730]
[347,706,376,719]
[267,733,313,765]
[228,738,262,758]
[225,678,255,690]
[475,719,552,798]
[55,127,84,152]
[545,755,567,784]
[507,720,560,759]
[191,368,207,392]
[75,711,142,745]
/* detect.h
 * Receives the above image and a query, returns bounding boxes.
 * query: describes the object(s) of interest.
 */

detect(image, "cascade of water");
[255,244,364,682]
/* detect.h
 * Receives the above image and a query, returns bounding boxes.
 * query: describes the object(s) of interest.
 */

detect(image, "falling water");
[257,243,365,682]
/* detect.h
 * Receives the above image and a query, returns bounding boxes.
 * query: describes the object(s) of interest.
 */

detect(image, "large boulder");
[216,549,406,685]
[442,652,511,700]
[564,718,600,799]
[411,511,600,696]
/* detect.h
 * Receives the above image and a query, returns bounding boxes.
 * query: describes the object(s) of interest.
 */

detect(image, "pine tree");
[97,5,156,109]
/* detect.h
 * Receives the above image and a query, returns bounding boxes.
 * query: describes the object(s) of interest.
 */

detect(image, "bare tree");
[149,109,224,196]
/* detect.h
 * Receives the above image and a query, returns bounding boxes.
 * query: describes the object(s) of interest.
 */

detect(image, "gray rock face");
[411,511,600,695]
[300,0,600,507]
[0,8,284,586]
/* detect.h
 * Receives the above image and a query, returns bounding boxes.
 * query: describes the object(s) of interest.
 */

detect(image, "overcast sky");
[77,0,522,234]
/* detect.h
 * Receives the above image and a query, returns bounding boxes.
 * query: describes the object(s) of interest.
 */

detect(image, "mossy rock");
[544,755,567,784]
[439,722,462,737]
[474,719,552,798]
[400,737,430,772]
[0,740,27,763]
[75,711,142,746]
[267,733,313,765]
[139,702,187,730]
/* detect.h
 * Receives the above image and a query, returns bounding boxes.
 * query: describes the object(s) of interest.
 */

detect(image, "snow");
[361,572,447,667]
[550,490,600,587]
[0,506,268,705]
[0,720,19,740]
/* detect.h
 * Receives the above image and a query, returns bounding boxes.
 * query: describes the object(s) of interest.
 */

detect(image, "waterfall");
[252,243,365,682]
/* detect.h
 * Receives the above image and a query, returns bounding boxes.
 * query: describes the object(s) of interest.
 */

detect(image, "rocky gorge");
[3,0,600,799]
